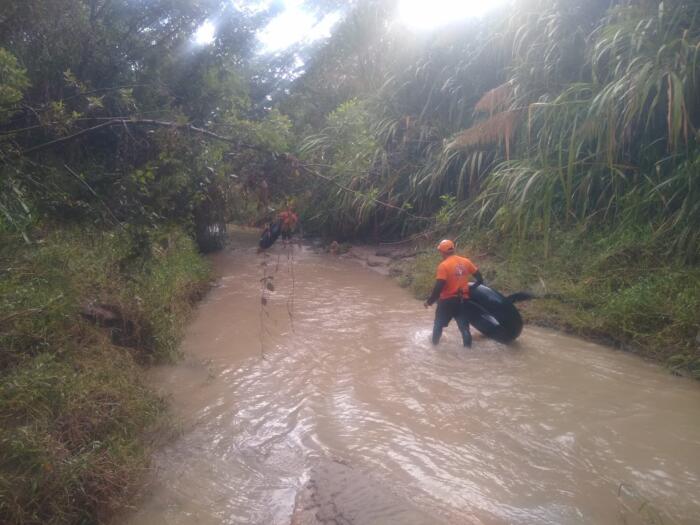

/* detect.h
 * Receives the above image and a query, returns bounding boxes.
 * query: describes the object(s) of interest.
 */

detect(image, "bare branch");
[17,119,432,222]
[19,119,263,156]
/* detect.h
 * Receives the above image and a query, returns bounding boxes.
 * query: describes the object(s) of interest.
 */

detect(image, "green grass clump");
[0,347,166,524]
[120,228,212,362]
[0,225,210,523]
[0,226,210,365]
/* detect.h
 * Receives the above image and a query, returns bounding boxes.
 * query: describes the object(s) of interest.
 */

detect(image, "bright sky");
[193,0,508,50]
[398,0,508,29]
[257,2,342,53]
[194,20,216,45]
[194,0,341,51]
[258,4,341,53]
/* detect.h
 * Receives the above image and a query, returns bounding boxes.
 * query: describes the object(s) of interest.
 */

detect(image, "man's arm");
[424,279,446,307]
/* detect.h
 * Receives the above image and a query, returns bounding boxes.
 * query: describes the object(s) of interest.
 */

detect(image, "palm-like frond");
[296,0,700,256]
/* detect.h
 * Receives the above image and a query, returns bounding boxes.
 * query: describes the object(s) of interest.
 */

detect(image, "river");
[122,232,700,525]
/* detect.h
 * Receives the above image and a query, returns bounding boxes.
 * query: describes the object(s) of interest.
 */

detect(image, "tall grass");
[0,225,210,523]
[463,1,700,259]
[296,0,699,261]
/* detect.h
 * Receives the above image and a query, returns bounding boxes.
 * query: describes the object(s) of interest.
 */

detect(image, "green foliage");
[305,99,378,168]
[0,0,285,237]
[0,349,166,524]
[0,226,210,367]
[459,0,700,259]
[122,227,212,360]
[0,48,29,119]
[0,225,210,523]
[300,99,386,237]
[396,251,440,300]
[288,0,700,261]
[0,48,32,235]
[435,195,459,227]
[246,109,293,152]
[601,272,700,352]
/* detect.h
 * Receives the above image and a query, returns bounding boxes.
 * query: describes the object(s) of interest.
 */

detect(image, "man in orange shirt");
[278,207,299,241]
[424,239,484,347]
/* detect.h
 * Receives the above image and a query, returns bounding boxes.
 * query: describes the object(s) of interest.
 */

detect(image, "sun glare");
[258,4,341,53]
[194,21,216,45]
[398,0,507,30]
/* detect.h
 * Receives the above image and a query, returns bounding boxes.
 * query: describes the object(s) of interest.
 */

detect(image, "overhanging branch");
[16,118,432,222]
[19,118,263,156]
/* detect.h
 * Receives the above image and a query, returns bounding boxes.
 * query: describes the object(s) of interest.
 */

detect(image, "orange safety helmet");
[437,239,455,253]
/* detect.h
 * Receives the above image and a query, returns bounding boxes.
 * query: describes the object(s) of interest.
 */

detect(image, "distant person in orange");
[278,207,299,242]
[424,239,484,347]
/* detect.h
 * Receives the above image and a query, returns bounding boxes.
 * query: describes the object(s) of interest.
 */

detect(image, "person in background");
[424,239,484,347]
[278,206,299,242]
[329,240,340,256]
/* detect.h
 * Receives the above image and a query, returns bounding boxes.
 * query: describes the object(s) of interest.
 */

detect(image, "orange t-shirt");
[436,255,478,300]
[279,211,298,228]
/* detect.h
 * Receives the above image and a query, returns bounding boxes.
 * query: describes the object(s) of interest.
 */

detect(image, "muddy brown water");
[122,233,700,525]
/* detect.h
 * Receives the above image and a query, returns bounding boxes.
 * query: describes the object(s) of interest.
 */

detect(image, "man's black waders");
[432,296,476,347]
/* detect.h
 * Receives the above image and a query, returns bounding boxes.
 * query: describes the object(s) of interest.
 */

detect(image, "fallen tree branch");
[19,118,263,156]
[18,118,434,223]
[20,120,116,155]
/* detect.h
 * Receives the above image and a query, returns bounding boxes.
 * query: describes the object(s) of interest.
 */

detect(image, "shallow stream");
[123,233,700,525]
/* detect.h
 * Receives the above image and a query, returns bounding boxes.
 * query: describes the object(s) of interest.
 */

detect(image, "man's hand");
[423,300,430,309]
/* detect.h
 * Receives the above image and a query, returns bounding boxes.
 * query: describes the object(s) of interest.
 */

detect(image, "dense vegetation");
[1,0,296,240]
[287,0,699,373]
[0,1,291,522]
[1,0,699,522]
[294,1,700,258]
[0,227,208,523]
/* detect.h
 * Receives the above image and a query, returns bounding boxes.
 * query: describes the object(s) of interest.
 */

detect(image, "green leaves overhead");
[0,0,290,238]
[290,0,700,258]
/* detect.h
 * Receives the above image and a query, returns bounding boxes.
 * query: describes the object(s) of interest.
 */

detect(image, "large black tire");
[465,284,524,343]
[259,220,282,250]
[196,222,226,253]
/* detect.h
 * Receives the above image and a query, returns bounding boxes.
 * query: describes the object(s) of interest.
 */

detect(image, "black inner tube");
[466,283,524,343]
[259,220,282,250]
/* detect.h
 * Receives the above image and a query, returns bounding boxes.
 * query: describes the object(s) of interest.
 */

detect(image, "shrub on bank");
[0,226,210,524]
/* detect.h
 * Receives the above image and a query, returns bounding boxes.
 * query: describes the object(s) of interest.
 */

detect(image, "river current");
[122,232,700,525]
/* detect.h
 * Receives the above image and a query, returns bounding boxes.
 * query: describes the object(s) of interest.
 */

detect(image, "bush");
[0,225,210,523]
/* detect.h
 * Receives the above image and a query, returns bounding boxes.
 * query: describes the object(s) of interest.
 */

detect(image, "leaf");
[87,96,104,110]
